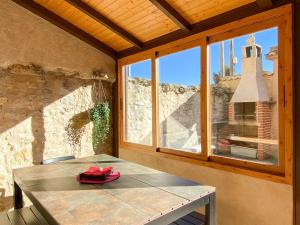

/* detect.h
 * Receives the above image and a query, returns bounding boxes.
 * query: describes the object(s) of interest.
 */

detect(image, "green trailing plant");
[89,101,110,150]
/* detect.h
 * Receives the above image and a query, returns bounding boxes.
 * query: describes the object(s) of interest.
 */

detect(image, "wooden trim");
[256,0,273,9]
[118,53,154,68]
[209,155,284,175]
[157,39,203,57]
[277,17,291,177]
[117,1,291,58]
[152,53,159,150]
[158,148,203,160]
[65,0,143,48]
[120,142,155,152]
[201,38,209,158]
[281,7,293,191]
[120,147,291,184]
[113,61,119,157]
[117,63,123,146]
[294,2,300,224]
[149,0,191,31]
[207,16,284,44]
[11,0,116,59]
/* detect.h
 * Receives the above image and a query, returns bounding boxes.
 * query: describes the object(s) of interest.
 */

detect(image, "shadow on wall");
[159,93,200,148]
[0,64,113,211]
[140,92,200,147]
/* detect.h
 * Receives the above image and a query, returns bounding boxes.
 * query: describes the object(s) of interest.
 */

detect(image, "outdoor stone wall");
[126,78,229,148]
[0,0,115,211]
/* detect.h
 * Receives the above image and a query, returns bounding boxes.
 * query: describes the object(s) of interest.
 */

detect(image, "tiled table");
[13,154,216,225]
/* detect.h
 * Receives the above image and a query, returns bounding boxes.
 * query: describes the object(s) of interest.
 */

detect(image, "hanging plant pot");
[89,101,110,150]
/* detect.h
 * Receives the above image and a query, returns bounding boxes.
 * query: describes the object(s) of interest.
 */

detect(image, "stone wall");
[125,78,229,149]
[0,0,115,211]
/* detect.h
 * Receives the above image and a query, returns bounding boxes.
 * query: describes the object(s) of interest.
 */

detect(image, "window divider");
[201,37,209,160]
[152,53,159,151]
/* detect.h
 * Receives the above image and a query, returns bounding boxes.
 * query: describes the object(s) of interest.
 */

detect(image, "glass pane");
[123,59,152,145]
[158,47,201,153]
[209,27,279,165]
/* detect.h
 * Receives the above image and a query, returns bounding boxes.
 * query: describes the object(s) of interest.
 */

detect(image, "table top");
[13,154,215,225]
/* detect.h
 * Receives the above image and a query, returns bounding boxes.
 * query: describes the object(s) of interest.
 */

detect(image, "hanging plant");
[89,101,110,150]
[65,75,111,151]
[66,111,90,151]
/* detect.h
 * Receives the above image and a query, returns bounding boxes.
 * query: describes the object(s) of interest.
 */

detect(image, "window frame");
[117,4,292,183]
[156,40,206,160]
[206,15,290,175]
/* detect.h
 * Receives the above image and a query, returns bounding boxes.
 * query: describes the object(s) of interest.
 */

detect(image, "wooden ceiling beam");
[11,0,117,59]
[256,0,273,9]
[66,0,143,48]
[117,0,291,58]
[149,0,191,31]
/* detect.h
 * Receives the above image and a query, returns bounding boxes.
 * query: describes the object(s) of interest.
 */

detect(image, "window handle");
[283,85,286,108]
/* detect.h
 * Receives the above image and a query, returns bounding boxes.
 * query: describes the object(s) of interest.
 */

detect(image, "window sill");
[119,146,291,185]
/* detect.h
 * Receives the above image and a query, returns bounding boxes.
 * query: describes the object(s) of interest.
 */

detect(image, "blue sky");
[128,27,278,86]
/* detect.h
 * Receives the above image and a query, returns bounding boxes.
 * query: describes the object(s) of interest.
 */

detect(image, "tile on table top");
[104,186,188,216]
[130,173,215,201]
[13,164,72,187]
[32,190,150,225]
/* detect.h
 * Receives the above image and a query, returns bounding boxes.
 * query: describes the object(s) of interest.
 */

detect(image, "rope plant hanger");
[89,76,110,150]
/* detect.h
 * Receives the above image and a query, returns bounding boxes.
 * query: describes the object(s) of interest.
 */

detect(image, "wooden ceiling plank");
[12,0,116,58]
[165,0,255,24]
[256,0,273,9]
[35,0,132,51]
[149,0,191,31]
[117,0,290,58]
[66,0,143,48]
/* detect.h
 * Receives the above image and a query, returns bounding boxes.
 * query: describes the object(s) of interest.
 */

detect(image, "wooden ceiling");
[12,0,290,58]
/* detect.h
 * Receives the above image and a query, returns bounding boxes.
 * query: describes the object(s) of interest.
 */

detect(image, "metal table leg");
[205,193,216,225]
[14,181,23,209]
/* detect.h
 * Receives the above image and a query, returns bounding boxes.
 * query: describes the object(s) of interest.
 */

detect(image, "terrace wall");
[0,0,115,211]
[126,78,228,148]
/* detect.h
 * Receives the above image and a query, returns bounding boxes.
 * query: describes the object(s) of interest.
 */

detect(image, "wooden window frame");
[206,16,290,176]
[156,40,206,161]
[117,4,292,184]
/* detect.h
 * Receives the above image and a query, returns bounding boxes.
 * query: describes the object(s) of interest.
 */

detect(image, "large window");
[158,47,201,154]
[209,28,279,166]
[122,59,152,145]
[118,7,292,181]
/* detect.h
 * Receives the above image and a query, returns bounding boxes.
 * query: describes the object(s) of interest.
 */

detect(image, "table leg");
[14,181,23,209]
[205,193,216,225]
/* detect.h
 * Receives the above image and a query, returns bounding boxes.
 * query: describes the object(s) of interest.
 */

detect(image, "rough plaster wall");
[0,0,115,211]
[0,0,114,75]
[120,149,293,225]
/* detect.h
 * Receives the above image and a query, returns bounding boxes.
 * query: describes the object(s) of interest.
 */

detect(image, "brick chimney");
[229,34,272,160]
